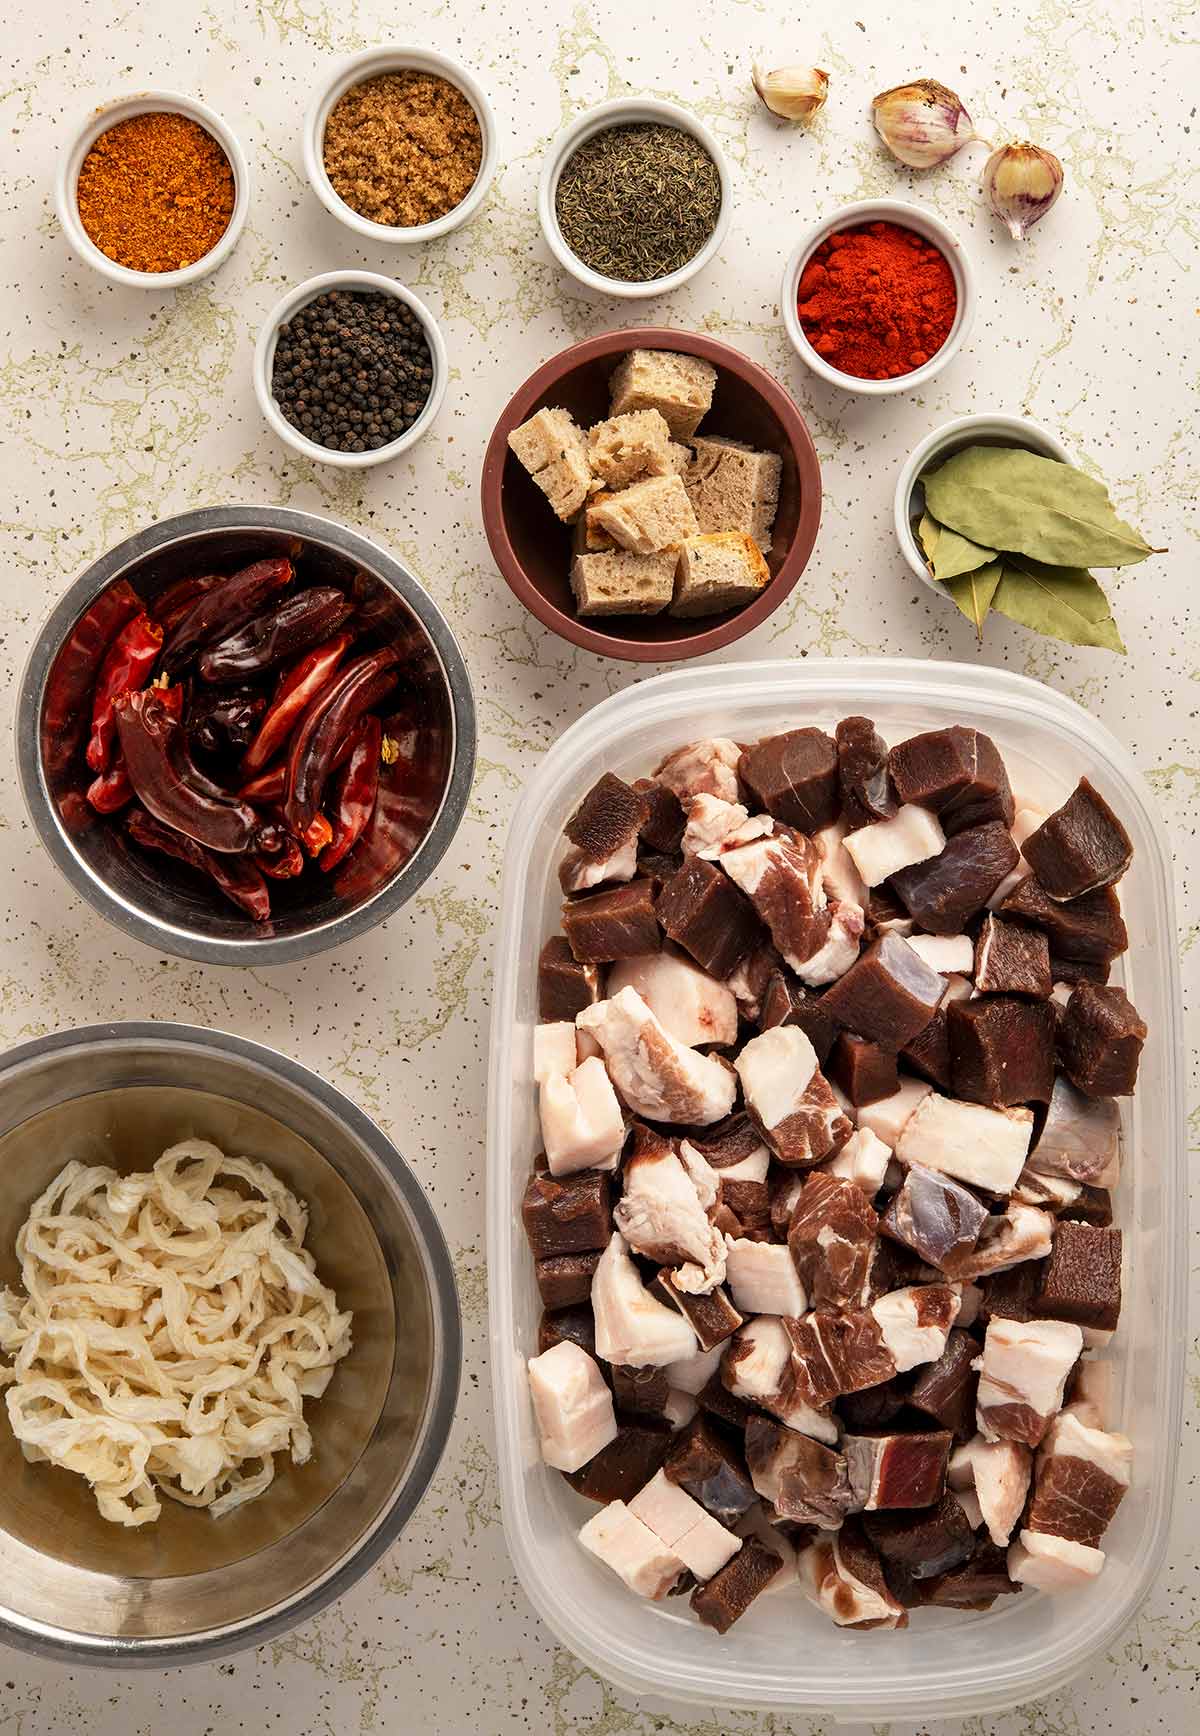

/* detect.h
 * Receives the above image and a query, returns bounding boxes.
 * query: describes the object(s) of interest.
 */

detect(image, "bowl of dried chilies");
[18,507,476,965]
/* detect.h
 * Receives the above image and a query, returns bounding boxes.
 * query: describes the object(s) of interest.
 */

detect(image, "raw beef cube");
[1023,777,1133,900]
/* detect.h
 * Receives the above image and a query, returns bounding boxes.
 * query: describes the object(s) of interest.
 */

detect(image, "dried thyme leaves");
[555,123,722,282]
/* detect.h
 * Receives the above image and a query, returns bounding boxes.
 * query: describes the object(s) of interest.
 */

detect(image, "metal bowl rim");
[15,506,477,966]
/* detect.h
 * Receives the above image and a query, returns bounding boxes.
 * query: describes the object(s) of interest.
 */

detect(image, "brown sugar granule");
[322,70,483,228]
[76,112,235,273]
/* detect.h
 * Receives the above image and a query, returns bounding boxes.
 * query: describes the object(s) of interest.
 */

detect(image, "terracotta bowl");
[480,329,822,662]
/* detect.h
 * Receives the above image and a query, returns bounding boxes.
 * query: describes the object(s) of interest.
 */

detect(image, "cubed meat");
[720,832,857,984]
[654,738,742,805]
[836,715,896,829]
[844,1429,952,1511]
[535,1250,602,1308]
[578,1499,685,1598]
[538,935,603,1022]
[691,1535,783,1631]
[759,972,838,1062]
[1023,777,1133,900]
[522,1166,613,1259]
[862,1492,975,1580]
[539,1056,626,1177]
[947,996,1056,1107]
[948,1434,1032,1547]
[888,726,1015,835]
[894,1091,1034,1194]
[735,1026,851,1168]
[856,1077,933,1147]
[908,1328,980,1439]
[591,1232,698,1367]
[1035,1222,1122,1332]
[613,1131,725,1293]
[738,728,839,833]
[565,1419,672,1502]
[537,1303,598,1362]
[650,1269,743,1349]
[664,1413,758,1524]
[527,1341,618,1472]
[1025,1410,1131,1547]
[901,1536,1021,1610]
[829,1034,900,1107]
[976,1315,1083,1447]
[798,1522,908,1629]
[634,777,686,853]
[656,856,764,978]
[745,1417,853,1527]
[891,821,1020,934]
[784,1308,897,1408]
[685,1113,769,1173]
[1007,1529,1105,1592]
[998,875,1127,966]
[787,1171,879,1309]
[820,934,944,1046]
[724,942,784,1023]
[724,1237,807,1317]
[722,1317,838,1443]
[869,1282,961,1372]
[974,912,1053,998]
[562,879,661,962]
[680,793,774,859]
[560,835,639,894]
[881,1164,989,1270]
[842,804,946,887]
[578,987,736,1126]
[1026,1075,1121,1186]
[628,1469,743,1579]
[1059,982,1146,1097]
[825,1127,894,1198]
[606,945,738,1048]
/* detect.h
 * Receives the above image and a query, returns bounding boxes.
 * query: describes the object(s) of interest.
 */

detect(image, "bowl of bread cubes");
[480,329,822,661]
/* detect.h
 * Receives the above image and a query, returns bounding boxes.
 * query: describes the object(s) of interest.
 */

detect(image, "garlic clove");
[983,142,1064,240]
[752,63,830,125]
[871,78,977,169]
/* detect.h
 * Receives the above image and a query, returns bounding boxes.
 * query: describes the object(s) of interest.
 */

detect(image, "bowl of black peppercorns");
[254,270,447,467]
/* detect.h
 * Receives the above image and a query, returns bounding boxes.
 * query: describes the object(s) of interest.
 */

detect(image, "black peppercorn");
[270,290,434,453]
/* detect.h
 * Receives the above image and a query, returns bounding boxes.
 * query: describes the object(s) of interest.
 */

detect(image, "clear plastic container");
[486,659,1186,1722]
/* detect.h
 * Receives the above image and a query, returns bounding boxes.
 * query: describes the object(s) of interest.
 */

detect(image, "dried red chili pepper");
[254,810,305,879]
[239,630,355,777]
[42,579,142,778]
[284,647,400,842]
[319,715,382,871]
[239,762,286,804]
[153,572,221,634]
[199,586,353,683]
[87,686,183,815]
[85,612,163,773]
[125,806,271,922]
[162,557,294,676]
[115,687,268,854]
[187,683,267,756]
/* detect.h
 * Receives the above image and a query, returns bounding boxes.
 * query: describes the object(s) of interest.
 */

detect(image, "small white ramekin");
[895,414,1073,590]
[55,90,250,289]
[781,198,975,396]
[254,270,448,469]
[303,47,498,243]
[538,97,732,300]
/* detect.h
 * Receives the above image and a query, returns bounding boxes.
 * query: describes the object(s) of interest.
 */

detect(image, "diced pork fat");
[655,738,742,805]
[724,1236,807,1317]
[842,805,946,887]
[939,1203,1054,1282]
[578,1500,685,1598]
[870,1283,962,1373]
[1024,1411,1131,1547]
[539,1057,626,1176]
[1011,1167,1082,1211]
[606,946,738,1048]
[1026,1075,1121,1187]
[794,900,867,987]
[797,1523,908,1629]
[825,1127,893,1197]
[534,1022,581,1082]
[560,836,638,893]
[947,1436,1032,1546]
[723,943,783,1021]
[613,1132,726,1294]
[953,1487,984,1532]
[856,1077,933,1147]
[906,933,975,975]
[745,1416,853,1527]
[527,1341,618,1473]
[709,1142,769,1183]
[721,1316,838,1444]
[787,1171,879,1309]
[975,1316,1084,1447]
[681,793,773,858]
[662,1389,698,1432]
[664,1342,725,1396]
[735,1027,852,1167]
[894,1091,1034,1194]
[1007,1529,1105,1592]
[578,987,736,1125]
[719,833,833,977]
[628,1470,743,1579]
[814,818,869,908]
[592,1232,698,1367]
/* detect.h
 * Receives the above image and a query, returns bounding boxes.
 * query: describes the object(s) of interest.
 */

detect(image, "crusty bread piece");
[608,349,718,441]
[671,531,771,618]
[587,408,674,489]
[572,492,620,555]
[571,550,676,616]
[685,435,782,551]
[590,474,699,555]
[507,406,592,521]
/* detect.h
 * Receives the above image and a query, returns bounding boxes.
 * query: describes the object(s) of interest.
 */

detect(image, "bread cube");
[609,349,718,441]
[671,531,771,619]
[587,409,674,489]
[572,492,619,556]
[507,406,592,522]
[591,474,699,555]
[666,441,693,476]
[686,436,782,552]
[571,550,677,616]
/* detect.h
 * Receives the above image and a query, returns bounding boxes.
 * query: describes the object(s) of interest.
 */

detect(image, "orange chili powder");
[76,111,235,273]
[797,220,957,380]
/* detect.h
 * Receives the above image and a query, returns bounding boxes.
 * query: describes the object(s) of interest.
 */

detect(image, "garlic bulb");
[752,63,829,125]
[871,79,976,169]
[983,142,1064,239]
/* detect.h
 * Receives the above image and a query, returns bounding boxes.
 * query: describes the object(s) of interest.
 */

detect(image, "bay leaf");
[943,559,1003,641]
[929,521,997,581]
[990,555,1126,653]
[917,511,940,568]
[923,445,1159,568]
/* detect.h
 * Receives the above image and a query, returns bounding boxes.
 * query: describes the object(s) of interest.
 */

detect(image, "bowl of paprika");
[16,507,476,967]
[56,90,250,289]
[781,199,976,395]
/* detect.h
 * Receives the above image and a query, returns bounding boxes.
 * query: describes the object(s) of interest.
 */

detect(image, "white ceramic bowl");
[303,47,498,243]
[55,90,250,289]
[896,413,1072,589]
[254,270,448,469]
[538,97,732,299]
[781,198,975,395]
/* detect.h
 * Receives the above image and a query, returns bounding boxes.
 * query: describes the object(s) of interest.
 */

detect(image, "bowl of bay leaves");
[896,413,1160,651]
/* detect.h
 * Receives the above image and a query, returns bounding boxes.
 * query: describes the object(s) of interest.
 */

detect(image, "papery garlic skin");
[983,142,1064,239]
[871,79,976,169]
[753,63,829,125]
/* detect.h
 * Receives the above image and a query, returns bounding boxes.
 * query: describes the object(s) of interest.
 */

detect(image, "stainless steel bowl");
[0,1022,461,1665]
[16,506,476,966]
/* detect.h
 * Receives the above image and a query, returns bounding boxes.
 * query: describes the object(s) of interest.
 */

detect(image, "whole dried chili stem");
[42,579,142,778]
[162,557,294,676]
[284,646,400,841]
[239,630,355,777]
[115,687,267,853]
[86,612,163,773]
[199,586,353,683]
[126,806,271,922]
[319,714,382,871]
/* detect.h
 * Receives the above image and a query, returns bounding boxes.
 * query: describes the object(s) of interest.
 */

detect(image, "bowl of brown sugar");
[304,47,498,244]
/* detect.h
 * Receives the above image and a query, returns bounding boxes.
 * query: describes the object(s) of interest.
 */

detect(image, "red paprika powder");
[796,220,957,380]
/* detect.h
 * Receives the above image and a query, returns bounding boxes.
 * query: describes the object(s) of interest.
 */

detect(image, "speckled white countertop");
[1,0,1196,1730]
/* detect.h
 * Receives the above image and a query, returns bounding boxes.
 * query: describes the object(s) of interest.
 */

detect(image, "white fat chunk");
[1012,1166,1082,1210]
[940,972,974,1007]
[578,987,736,1125]
[724,1237,807,1317]
[895,1092,1033,1194]
[591,1232,697,1367]
[843,804,946,887]
[714,1145,770,1184]
[527,1341,618,1473]
[798,1535,904,1628]
[723,1315,791,1402]
[534,1022,581,1083]
[614,1143,726,1292]
[1041,1412,1132,1486]
[539,1058,626,1176]
[629,1470,741,1579]
[976,1317,1083,1442]
[682,793,773,859]
[578,1500,686,1599]
[814,819,869,909]
[856,1077,933,1147]
[953,1487,984,1531]
[734,1025,818,1131]
[794,901,866,987]
[871,1283,961,1372]
[664,1342,725,1396]
[1007,1529,1105,1592]
[606,947,739,1048]
[949,1435,1032,1546]
[561,836,639,893]
[662,1389,698,1431]
[655,738,742,805]
[906,933,974,974]
[826,1127,893,1195]
[677,1139,721,1209]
